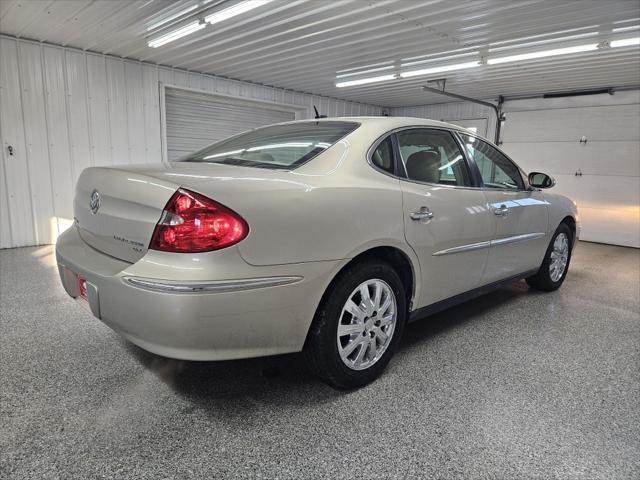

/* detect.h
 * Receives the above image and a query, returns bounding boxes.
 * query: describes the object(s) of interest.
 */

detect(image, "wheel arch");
[303,245,418,349]
[560,215,577,244]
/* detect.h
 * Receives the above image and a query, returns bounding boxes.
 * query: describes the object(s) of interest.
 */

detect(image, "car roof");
[281,116,469,131]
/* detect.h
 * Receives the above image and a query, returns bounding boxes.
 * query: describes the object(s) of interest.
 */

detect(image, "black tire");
[526,222,573,291]
[304,260,407,390]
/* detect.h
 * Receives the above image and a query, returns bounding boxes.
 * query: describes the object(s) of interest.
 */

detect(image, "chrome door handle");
[410,207,434,221]
[493,204,509,216]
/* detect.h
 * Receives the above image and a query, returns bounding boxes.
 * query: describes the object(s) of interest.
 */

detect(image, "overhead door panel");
[502,103,640,248]
[165,88,296,161]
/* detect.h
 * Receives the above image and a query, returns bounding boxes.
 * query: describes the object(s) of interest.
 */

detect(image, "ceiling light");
[205,0,273,25]
[400,61,480,78]
[610,37,640,48]
[335,74,397,88]
[146,4,198,31]
[148,21,206,47]
[487,43,598,64]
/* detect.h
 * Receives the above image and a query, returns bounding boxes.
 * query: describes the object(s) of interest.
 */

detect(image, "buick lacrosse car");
[57,117,579,389]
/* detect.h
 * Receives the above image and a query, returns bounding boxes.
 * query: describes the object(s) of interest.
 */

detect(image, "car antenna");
[313,105,327,119]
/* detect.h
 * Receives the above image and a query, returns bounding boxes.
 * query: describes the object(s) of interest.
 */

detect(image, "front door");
[458,133,549,283]
[395,128,494,307]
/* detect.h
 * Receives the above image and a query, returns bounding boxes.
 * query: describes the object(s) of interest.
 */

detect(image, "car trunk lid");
[74,166,179,263]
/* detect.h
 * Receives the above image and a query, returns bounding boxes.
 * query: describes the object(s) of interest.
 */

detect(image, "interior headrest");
[405,150,441,183]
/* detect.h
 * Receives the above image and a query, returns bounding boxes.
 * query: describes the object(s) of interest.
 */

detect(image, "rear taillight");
[149,189,249,253]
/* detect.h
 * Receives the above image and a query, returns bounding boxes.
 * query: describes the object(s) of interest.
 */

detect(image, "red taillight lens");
[149,189,249,253]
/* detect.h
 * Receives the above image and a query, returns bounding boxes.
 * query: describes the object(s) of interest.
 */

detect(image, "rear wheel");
[304,260,406,389]
[526,223,573,291]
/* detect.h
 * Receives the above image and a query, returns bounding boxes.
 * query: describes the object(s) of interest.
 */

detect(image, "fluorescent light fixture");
[336,74,397,88]
[611,37,640,48]
[612,25,640,33]
[400,61,480,78]
[488,32,599,52]
[147,4,198,31]
[148,21,205,48]
[205,0,272,25]
[487,43,598,64]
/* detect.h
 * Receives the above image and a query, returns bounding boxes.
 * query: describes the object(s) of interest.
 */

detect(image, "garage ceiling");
[1,0,639,107]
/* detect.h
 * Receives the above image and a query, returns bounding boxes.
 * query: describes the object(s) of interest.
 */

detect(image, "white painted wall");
[0,36,382,249]
[391,91,640,248]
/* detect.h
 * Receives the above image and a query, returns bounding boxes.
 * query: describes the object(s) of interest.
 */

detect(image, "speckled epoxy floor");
[1,241,639,479]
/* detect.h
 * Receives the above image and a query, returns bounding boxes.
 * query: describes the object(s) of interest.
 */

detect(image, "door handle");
[410,207,434,222]
[493,204,509,216]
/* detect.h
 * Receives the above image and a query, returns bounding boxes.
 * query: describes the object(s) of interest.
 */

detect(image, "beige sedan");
[56,117,579,388]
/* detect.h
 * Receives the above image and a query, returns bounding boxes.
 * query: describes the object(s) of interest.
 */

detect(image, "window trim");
[366,126,482,189]
[454,131,529,191]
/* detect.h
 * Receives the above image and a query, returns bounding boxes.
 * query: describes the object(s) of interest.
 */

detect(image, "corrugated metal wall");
[0,36,382,249]
[391,103,498,141]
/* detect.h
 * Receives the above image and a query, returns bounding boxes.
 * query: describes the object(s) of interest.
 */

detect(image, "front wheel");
[526,223,573,291]
[304,260,406,389]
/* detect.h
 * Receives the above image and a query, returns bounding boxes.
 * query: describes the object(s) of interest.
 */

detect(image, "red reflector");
[78,276,88,300]
[149,189,249,253]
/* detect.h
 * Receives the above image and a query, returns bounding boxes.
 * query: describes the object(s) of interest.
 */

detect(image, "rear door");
[393,128,494,307]
[458,133,549,283]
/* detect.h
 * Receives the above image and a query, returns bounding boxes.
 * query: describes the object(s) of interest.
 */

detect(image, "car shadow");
[122,281,532,412]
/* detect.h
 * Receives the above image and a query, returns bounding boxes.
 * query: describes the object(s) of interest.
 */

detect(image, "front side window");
[396,129,472,187]
[459,134,525,190]
[183,121,359,169]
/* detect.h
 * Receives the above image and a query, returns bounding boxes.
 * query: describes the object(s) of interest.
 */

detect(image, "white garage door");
[502,104,640,248]
[164,88,297,161]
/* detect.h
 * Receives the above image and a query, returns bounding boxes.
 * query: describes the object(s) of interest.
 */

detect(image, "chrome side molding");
[123,275,303,293]
[432,240,491,256]
[491,232,546,246]
[433,232,546,256]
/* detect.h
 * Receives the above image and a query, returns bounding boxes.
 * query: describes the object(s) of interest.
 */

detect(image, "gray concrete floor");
[1,242,639,479]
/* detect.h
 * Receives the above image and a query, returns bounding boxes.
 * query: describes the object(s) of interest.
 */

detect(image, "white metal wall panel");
[65,49,92,185]
[164,88,296,161]
[16,41,55,245]
[124,61,147,164]
[86,54,111,168]
[105,57,129,165]
[1,37,35,247]
[42,45,74,222]
[142,63,162,164]
[0,36,380,249]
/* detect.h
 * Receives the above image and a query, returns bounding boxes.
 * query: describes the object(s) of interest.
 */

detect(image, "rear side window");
[183,121,359,169]
[459,134,525,189]
[371,136,395,174]
[396,129,472,187]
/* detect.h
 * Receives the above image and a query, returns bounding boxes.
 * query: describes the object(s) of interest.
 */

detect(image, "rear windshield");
[181,121,360,169]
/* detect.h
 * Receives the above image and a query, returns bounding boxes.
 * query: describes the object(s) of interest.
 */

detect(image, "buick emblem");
[89,189,101,214]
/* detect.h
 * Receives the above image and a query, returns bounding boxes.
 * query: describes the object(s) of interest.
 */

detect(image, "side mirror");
[528,172,555,189]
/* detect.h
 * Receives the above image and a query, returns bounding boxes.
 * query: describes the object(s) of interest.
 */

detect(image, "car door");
[457,133,549,283]
[392,128,495,308]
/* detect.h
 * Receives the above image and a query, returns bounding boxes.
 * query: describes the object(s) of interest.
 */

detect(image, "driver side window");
[460,134,525,190]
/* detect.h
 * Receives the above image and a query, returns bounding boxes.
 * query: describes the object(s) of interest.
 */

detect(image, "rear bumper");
[56,227,342,360]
